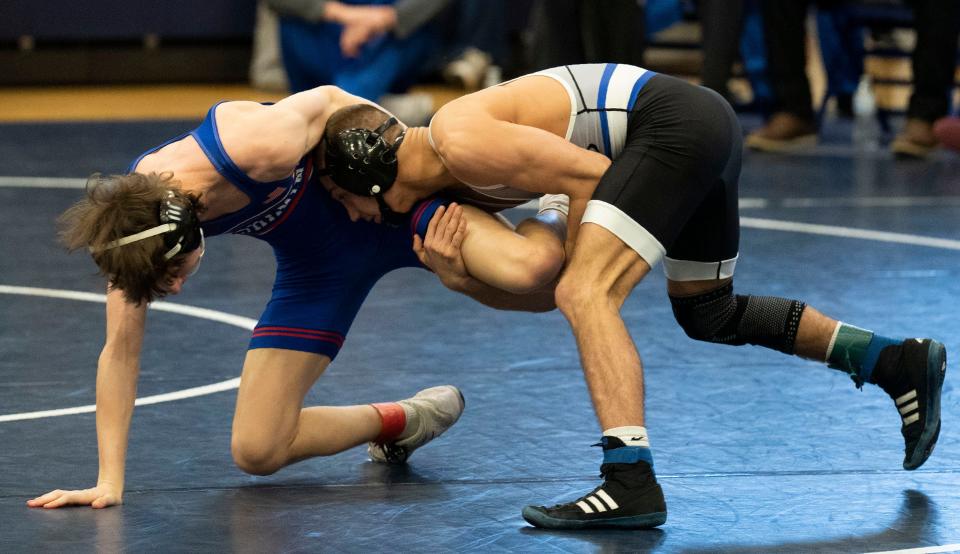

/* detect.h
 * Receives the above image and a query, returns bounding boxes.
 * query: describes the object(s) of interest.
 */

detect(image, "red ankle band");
[371,402,406,443]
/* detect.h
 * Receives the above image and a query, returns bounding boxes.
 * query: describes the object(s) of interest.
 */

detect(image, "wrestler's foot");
[874,339,947,470]
[522,438,667,530]
[368,385,465,464]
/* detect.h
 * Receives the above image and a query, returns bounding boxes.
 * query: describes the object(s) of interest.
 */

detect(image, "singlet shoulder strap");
[189,102,279,193]
[127,132,189,173]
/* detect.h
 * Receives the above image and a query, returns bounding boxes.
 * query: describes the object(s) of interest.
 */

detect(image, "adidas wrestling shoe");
[522,438,667,530]
[873,339,947,470]
[368,385,465,464]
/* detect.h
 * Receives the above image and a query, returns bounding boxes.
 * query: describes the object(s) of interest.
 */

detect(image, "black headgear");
[324,116,405,198]
[322,117,410,226]
[94,190,203,260]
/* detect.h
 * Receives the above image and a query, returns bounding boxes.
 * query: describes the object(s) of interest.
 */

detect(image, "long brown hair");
[58,172,202,304]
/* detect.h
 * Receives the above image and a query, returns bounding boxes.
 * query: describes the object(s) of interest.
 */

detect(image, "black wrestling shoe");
[873,339,947,470]
[522,440,667,530]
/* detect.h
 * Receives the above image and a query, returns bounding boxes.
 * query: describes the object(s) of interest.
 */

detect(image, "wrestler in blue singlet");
[129,103,445,360]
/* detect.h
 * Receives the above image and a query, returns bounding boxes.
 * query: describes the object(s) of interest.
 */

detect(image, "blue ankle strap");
[603,446,653,466]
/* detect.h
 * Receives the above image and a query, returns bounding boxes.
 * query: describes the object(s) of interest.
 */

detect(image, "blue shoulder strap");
[189,102,277,196]
[127,132,189,173]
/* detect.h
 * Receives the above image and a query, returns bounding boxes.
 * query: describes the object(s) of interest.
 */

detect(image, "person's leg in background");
[891,0,960,158]
[274,0,442,125]
[815,5,865,119]
[276,16,342,93]
[250,2,290,92]
[745,0,819,151]
[580,0,646,66]
[340,24,440,125]
[441,0,508,91]
[739,0,776,116]
[698,0,745,104]
[526,0,586,71]
[279,14,439,124]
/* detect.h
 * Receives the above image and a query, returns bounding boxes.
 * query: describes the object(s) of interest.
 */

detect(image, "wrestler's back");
[432,63,655,209]
[132,86,374,224]
[458,75,572,140]
[133,101,308,222]
[443,63,653,144]
[134,135,252,221]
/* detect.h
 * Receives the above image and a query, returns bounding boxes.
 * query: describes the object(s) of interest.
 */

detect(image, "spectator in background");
[744,0,850,152]
[437,0,508,91]
[264,0,452,124]
[746,0,960,158]
[250,2,290,91]
[526,0,646,71]
[697,0,745,105]
[815,5,865,119]
[888,1,960,158]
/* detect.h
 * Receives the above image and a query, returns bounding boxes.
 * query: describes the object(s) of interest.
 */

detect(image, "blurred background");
[3,4,960,550]
[1,0,956,151]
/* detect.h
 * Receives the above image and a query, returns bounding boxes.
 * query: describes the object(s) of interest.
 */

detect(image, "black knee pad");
[669,283,806,354]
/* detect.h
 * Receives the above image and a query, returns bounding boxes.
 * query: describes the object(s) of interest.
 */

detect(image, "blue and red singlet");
[130,103,445,360]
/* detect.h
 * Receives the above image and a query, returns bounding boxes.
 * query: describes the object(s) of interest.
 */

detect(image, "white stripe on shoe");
[587,496,607,512]
[575,489,620,515]
[895,389,920,426]
[595,489,620,510]
[899,400,919,415]
[896,390,917,406]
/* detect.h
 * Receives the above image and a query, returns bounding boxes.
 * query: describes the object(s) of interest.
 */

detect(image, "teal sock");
[826,323,900,385]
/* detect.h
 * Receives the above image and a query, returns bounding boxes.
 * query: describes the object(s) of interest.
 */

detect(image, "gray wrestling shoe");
[368,385,465,464]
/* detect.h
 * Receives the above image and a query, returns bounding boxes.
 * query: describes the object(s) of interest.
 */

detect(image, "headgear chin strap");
[323,116,408,225]
[92,191,204,260]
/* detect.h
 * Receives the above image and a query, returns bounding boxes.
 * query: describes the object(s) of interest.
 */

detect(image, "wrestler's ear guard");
[91,190,203,260]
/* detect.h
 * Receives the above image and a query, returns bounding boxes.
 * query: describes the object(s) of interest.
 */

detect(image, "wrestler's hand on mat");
[414,203,470,290]
[27,483,122,509]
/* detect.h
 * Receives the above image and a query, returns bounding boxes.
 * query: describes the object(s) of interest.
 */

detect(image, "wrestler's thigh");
[459,204,515,236]
[232,348,330,441]
[459,204,564,284]
[460,203,562,255]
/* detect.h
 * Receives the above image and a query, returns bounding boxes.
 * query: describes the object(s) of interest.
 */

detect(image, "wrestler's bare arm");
[429,109,611,249]
[28,286,147,509]
[272,85,376,149]
[430,110,610,198]
[215,86,375,181]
